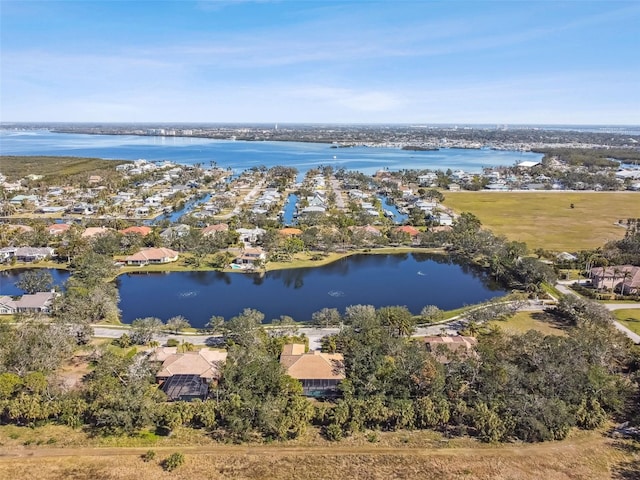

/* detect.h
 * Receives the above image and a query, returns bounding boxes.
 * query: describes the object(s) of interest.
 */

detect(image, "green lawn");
[613,309,640,335]
[442,191,638,251]
[489,311,567,336]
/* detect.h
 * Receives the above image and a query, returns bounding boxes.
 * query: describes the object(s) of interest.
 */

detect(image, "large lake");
[116,253,506,326]
[0,130,542,175]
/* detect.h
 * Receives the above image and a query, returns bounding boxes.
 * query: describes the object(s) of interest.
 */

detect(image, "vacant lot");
[490,311,567,336]
[442,192,639,251]
[0,429,636,480]
[0,156,130,183]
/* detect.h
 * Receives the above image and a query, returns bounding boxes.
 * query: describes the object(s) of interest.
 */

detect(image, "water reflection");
[117,253,507,327]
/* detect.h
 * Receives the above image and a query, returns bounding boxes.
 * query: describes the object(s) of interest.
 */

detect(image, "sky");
[1,0,639,125]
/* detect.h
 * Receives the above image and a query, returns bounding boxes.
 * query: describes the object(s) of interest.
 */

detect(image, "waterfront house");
[0,296,18,314]
[233,247,266,268]
[125,247,179,266]
[15,246,55,262]
[10,291,57,314]
[279,343,345,397]
[590,265,640,294]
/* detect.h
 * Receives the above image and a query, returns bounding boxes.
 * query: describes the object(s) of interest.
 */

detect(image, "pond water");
[0,268,70,295]
[116,253,506,327]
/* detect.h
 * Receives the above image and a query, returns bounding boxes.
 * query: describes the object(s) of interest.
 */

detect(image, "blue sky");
[1,0,639,124]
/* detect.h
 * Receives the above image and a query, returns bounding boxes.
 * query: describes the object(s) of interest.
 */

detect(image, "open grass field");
[0,156,130,183]
[442,192,639,251]
[613,309,640,336]
[0,428,636,480]
[489,311,567,336]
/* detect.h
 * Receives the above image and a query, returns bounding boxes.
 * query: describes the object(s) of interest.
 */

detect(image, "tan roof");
[149,346,178,362]
[279,228,303,236]
[120,226,152,236]
[280,344,344,381]
[48,223,71,234]
[395,225,420,236]
[157,350,228,379]
[125,247,179,262]
[419,336,478,362]
[202,224,229,235]
[81,226,111,238]
[282,343,306,356]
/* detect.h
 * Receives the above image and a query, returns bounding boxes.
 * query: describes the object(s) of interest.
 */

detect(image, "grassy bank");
[613,309,640,335]
[442,191,638,251]
[0,426,634,480]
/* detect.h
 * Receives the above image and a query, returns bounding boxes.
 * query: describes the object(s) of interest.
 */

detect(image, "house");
[236,227,265,245]
[279,343,345,397]
[419,336,478,363]
[119,226,152,236]
[14,292,57,314]
[394,225,420,238]
[202,224,229,237]
[234,247,266,268]
[0,296,18,314]
[15,247,55,262]
[435,213,453,226]
[48,223,71,236]
[590,265,640,294]
[279,227,303,237]
[0,247,18,262]
[160,224,190,241]
[125,247,179,266]
[154,348,228,401]
[81,226,111,239]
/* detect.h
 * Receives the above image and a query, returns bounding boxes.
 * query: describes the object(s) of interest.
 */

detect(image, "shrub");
[162,452,185,472]
[141,450,156,462]
[166,338,179,347]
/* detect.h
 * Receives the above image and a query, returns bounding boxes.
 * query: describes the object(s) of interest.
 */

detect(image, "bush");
[162,452,185,472]
[141,450,156,462]
[324,423,343,441]
[166,338,179,347]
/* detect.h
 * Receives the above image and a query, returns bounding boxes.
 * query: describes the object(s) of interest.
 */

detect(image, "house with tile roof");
[124,247,179,266]
[280,343,345,397]
[418,336,478,363]
[153,348,228,401]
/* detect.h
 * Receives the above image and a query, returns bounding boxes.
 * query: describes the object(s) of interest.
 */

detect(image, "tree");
[15,270,54,294]
[311,308,342,327]
[131,317,164,345]
[165,316,191,334]
[420,305,444,323]
[376,306,415,337]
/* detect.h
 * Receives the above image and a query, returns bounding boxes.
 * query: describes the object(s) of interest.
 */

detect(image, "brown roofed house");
[419,336,478,363]
[590,265,640,295]
[125,247,179,266]
[119,226,152,236]
[48,223,71,236]
[202,223,229,236]
[154,349,228,401]
[280,343,345,397]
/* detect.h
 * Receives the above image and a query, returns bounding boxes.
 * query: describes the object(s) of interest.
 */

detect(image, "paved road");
[555,283,640,344]
[330,176,345,209]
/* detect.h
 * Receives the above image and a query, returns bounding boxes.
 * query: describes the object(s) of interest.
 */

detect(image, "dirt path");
[0,435,600,460]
